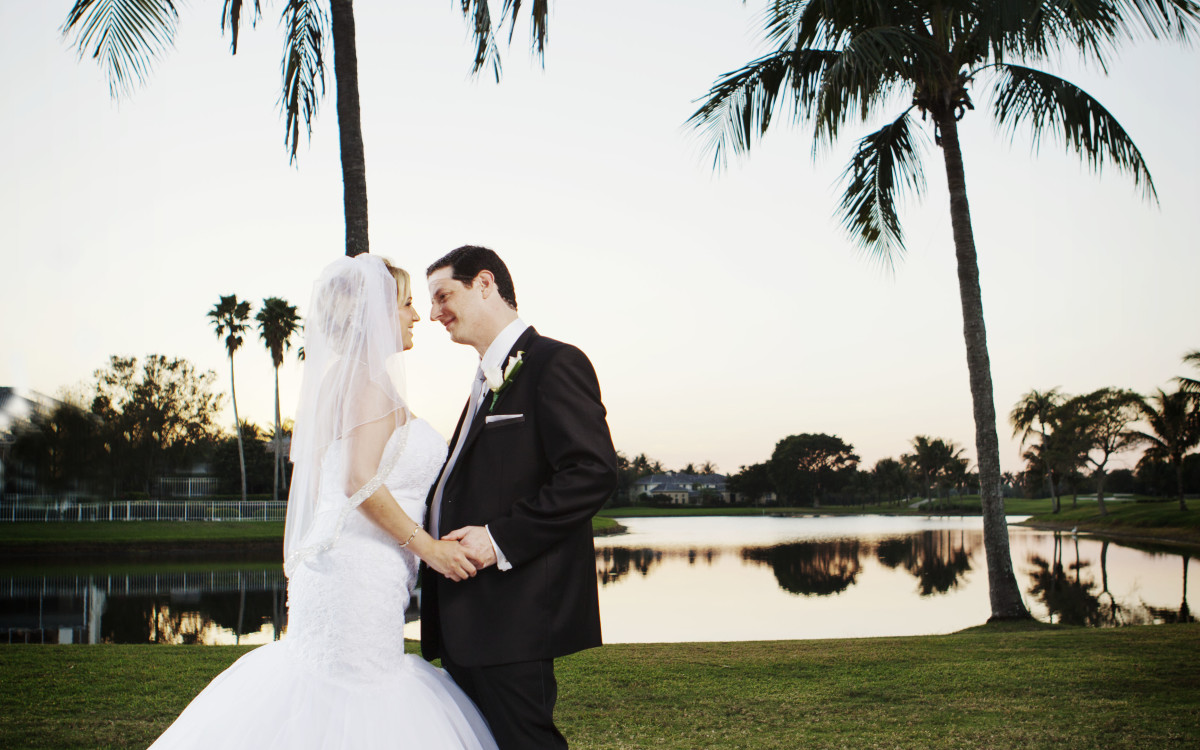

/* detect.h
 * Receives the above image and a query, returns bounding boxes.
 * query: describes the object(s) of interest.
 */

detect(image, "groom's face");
[428,267,482,347]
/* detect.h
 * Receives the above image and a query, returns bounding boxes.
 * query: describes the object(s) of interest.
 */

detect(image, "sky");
[2,2,1198,478]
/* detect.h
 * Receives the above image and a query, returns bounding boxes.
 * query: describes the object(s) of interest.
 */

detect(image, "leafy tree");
[1130,388,1200,511]
[729,462,774,506]
[1010,388,1066,511]
[62,0,552,257]
[690,0,1200,620]
[208,295,252,503]
[90,355,223,495]
[872,457,912,504]
[9,398,104,496]
[256,297,301,502]
[769,433,859,507]
[1060,388,1142,515]
[212,421,275,496]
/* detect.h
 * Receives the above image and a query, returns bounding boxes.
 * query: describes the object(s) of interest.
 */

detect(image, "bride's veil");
[284,254,410,576]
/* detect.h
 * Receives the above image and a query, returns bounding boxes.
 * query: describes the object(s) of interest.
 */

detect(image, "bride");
[149,254,498,749]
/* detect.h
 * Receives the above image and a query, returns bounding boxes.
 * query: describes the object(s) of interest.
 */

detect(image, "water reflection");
[592,516,1199,642]
[875,530,976,596]
[742,540,864,596]
[0,568,288,645]
[1025,536,1193,627]
[4,517,1196,645]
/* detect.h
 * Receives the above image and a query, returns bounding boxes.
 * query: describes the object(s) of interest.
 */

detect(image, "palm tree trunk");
[230,357,248,503]
[273,365,281,504]
[1175,452,1188,511]
[935,113,1030,621]
[330,0,369,257]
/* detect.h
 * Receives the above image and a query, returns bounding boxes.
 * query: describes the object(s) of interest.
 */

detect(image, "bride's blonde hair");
[379,257,411,306]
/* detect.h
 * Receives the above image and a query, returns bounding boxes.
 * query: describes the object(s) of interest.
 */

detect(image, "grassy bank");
[1023,499,1200,548]
[2,622,1196,749]
[0,517,622,555]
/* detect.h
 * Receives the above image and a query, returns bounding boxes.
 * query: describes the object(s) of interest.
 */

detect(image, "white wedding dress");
[150,418,497,750]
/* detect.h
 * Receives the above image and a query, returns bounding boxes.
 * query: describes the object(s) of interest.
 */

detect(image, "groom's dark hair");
[427,245,518,310]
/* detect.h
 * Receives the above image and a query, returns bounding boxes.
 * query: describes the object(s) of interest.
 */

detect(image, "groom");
[421,245,617,749]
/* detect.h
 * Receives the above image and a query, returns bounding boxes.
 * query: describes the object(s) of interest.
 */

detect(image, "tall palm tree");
[209,295,253,503]
[690,0,1199,620]
[256,297,301,503]
[1010,388,1065,512]
[1130,388,1199,511]
[62,0,551,257]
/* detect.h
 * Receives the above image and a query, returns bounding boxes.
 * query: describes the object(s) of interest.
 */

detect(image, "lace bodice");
[286,418,447,686]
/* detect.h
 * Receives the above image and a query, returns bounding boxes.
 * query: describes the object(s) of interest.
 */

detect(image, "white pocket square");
[485,413,524,425]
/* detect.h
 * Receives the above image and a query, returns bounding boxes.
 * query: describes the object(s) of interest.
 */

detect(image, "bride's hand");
[414,533,477,582]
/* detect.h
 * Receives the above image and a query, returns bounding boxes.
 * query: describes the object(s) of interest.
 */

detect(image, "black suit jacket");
[421,326,618,667]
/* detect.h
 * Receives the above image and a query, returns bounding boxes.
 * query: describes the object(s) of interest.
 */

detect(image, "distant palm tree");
[209,295,252,503]
[689,0,1199,619]
[1010,388,1066,512]
[256,297,301,502]
[62,0,551,256]
[1130,388,1199,512]
[1178,350,1200,394]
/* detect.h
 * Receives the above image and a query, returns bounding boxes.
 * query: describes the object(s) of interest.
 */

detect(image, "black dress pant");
[442,653,568,750]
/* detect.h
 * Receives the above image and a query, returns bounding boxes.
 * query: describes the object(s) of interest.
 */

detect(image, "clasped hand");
[425,526,496,582]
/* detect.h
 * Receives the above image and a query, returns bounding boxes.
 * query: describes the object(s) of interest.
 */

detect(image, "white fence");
[0,499,286,522]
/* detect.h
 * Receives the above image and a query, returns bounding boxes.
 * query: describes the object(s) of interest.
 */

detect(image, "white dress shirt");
[474,318,530,571]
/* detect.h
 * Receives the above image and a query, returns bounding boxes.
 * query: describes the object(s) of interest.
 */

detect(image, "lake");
[3,515,1193,645]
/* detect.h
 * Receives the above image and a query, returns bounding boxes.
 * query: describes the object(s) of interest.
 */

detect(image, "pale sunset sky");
[2,2,1198,477]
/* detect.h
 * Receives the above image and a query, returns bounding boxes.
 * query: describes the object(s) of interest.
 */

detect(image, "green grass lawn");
[2,622,1196,749]
[1023,499,1200,547]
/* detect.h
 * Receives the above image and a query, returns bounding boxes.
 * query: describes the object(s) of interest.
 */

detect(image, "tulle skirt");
[147,638,498,749]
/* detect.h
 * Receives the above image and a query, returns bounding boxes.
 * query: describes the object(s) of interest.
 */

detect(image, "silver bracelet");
[399,525,422,548]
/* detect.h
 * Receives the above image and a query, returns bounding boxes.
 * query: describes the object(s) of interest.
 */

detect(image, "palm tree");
[256,297,301,503]
[1010,388,1065,512]
[209,295,252,503]
[62,0,551,257]
[690,0,1199,620]
[1130,388,1199,511]
[1177,350,1200,394]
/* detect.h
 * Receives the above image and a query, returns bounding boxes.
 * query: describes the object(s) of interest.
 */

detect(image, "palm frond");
[814,26,933,146]
[991,63,1157,202]
[1114,0,1200,41]
[836,110,926,266]
[61,0,180,98]
[688,49,838,169]
[500,0,549,59]
[221,0,262,55]
[280,0,327,164]
[461,0,503,82]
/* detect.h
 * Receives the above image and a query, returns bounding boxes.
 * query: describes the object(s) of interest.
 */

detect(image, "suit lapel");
[455,326,539,463]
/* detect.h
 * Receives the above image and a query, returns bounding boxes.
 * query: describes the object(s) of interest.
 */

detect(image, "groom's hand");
[442,526,497,570]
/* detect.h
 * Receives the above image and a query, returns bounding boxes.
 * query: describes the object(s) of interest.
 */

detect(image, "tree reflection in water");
[99,582,287,644]
[1024,533,1194,627]
[596,546,722,586]
[875,530,976,595]
[742,540,864,596]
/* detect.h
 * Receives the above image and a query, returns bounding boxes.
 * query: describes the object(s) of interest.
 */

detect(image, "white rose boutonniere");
[485,351,525,412]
